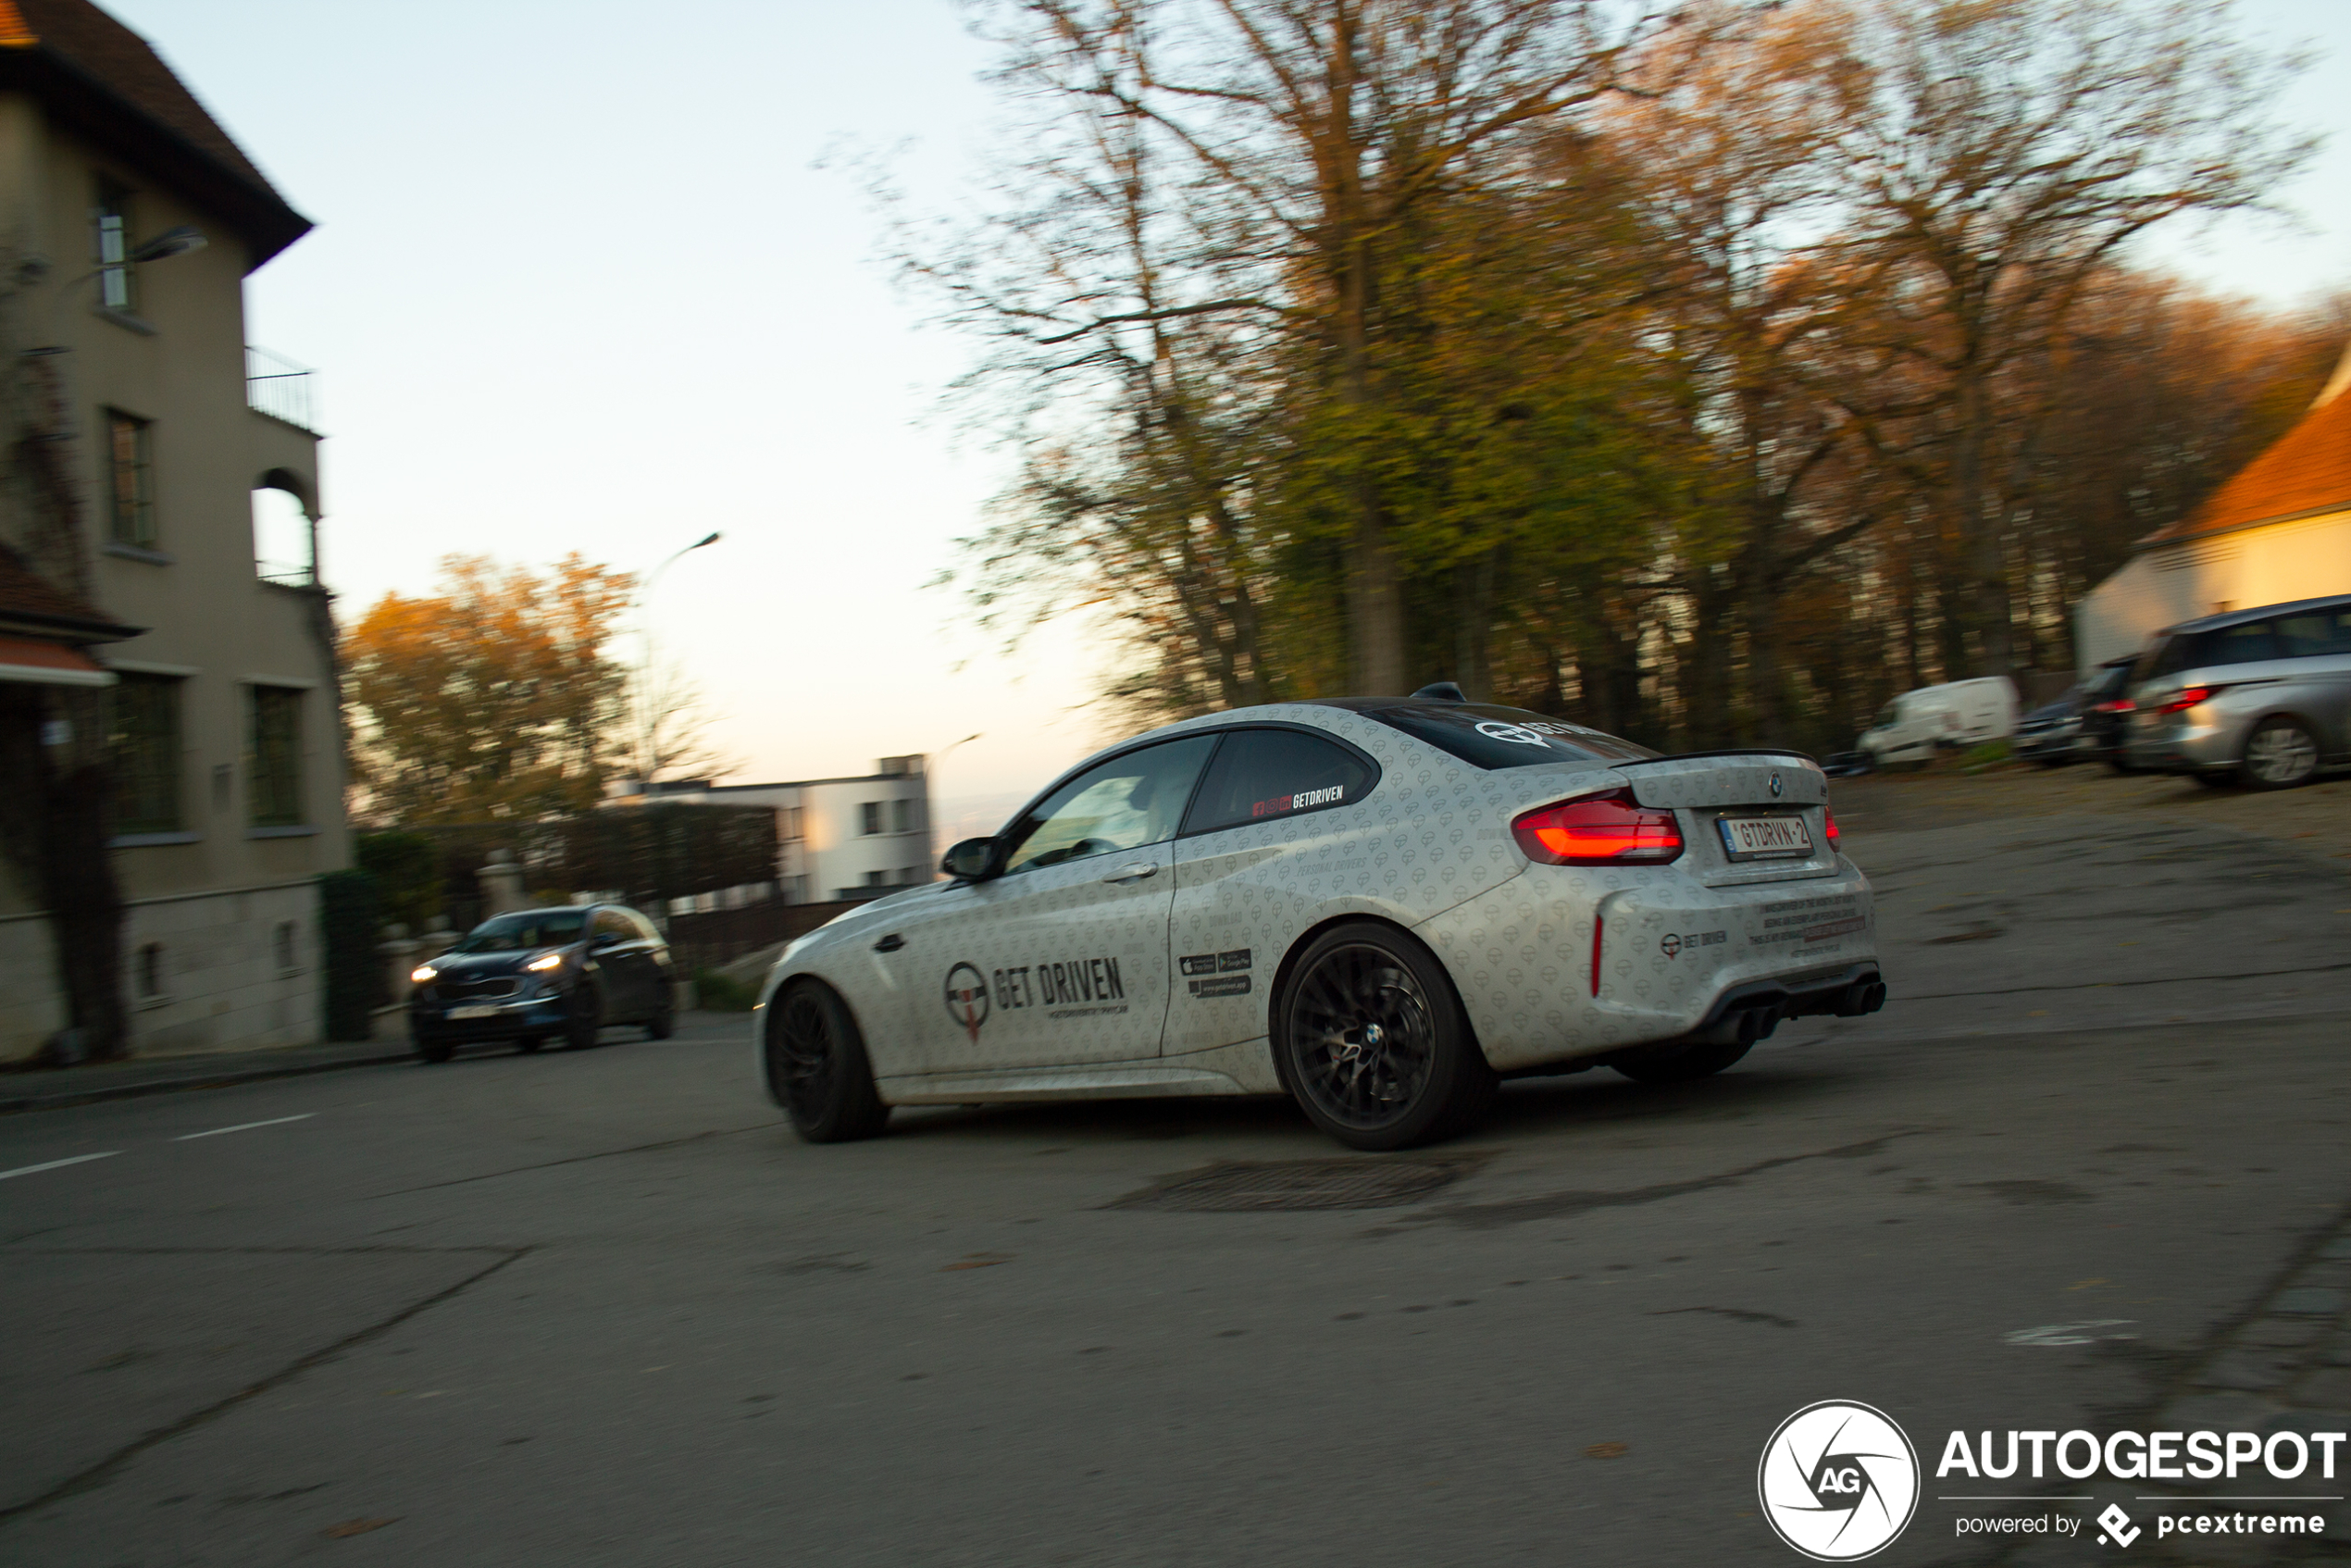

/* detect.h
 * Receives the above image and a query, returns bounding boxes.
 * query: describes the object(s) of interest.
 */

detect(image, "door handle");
[873,933,904,952]
[1101,863,1159,885]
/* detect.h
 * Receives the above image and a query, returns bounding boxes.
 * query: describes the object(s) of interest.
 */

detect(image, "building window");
[891,799,911,834]
[779,805,803,840]
[106,411,155,546]
[860,801,883,836]
[862,870,886,887]
[136,940,165,999]
[246,686,304,827]
[273,920,297,972]
[94,178,134,312]
[108,673,181,833]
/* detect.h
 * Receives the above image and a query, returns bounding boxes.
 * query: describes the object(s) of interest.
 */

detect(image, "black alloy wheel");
[564,984,603,1051]
[763,980,889,1142]
[645,989,676,1040]
[1275,922,1493,1151]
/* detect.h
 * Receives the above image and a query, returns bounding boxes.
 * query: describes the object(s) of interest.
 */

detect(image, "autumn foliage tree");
[342,554,634,825]
[914,0,2326,753]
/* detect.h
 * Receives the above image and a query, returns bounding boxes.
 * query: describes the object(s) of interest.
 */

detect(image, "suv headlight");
[411,964,438,985]
[526,951,566,972]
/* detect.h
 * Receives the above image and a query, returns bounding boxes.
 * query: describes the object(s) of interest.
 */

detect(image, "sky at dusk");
[105,0,2351,838]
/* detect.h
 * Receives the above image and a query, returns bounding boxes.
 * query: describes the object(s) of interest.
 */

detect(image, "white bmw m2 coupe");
[757,688,1884,1150]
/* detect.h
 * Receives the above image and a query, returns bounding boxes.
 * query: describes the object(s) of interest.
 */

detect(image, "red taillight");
[2157,686,2212,716]
[2091,699,2134,715]
[1824,807,1840,851]
[1512,790,1683,866]
[1590,914,1605,996]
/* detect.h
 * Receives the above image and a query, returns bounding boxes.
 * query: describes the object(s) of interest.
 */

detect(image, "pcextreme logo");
[1759,1400,1922,1561]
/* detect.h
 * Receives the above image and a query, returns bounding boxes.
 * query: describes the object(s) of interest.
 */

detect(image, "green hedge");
[318,868,380,1041]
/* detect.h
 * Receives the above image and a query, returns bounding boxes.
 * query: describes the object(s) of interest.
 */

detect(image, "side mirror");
[941,837,997,881]
[590,931,621,950]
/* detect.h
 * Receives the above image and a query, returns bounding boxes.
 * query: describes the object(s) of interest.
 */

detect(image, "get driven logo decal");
[942,963,989,1044]
[1759,1400,1921,1561]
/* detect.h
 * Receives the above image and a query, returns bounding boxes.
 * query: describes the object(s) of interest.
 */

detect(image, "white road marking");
[0,1151,120,1180]
[174,1114,316,1141]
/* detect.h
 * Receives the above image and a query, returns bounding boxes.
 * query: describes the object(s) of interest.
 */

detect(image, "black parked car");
[409,903,675,1063]
[2011,656,2138,770]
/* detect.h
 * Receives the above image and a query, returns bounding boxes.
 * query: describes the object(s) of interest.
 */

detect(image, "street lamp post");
[634,530,720,786]
[927,732,983,867]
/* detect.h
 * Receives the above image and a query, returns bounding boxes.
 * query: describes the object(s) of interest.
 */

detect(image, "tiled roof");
[0,538,142,641]
[2142,350,2351,547]
[0,0,309,267]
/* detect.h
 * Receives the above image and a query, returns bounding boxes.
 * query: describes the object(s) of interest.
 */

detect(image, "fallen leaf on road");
[940,1253,1013,1272]
[324,1518,397,1538]
[1586,1442,1629,1459]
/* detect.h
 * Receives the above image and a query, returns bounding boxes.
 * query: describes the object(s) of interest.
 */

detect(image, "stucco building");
[614,756,937,906]
[2075,344,2351,670]
[0,0,340,1061]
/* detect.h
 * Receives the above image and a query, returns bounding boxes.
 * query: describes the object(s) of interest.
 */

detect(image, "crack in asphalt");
[0,1247,532,1526]
[1651,1305,1799,1328]
[361,1123,779,1199]
[1393,1129,1934,1231]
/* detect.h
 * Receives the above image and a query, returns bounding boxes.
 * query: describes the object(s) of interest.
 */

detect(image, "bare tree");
[1841,0,2314,678]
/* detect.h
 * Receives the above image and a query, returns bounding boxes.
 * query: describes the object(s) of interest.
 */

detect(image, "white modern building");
[611,756,936,906]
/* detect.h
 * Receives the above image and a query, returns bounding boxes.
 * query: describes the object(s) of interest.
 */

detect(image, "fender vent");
[1109,1156,1484,1213]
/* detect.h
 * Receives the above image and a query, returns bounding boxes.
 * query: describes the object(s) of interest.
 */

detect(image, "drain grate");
[1110,1157,1481,1213]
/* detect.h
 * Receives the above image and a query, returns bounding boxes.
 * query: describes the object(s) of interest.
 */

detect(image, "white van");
[1860,677,2018,767]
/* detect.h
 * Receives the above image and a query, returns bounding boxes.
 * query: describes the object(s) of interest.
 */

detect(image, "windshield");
[1873,702,1899,728]
[1327,701,1657,771]
[456,909,587,953]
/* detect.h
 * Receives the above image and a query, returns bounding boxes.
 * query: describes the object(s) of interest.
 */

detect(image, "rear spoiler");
[1613,749,1822,768]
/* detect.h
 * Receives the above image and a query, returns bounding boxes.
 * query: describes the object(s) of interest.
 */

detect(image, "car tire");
[414,1034,453,1064]
[1611,1038,1753,1084]
[2104,752,2134,776]
[645,995,675,1040]
[564,985,603,1051]
[516,1035,546,1054]
[2239,716,2320,790]
[1274,921,1495,1151]
[764,979,889,1143]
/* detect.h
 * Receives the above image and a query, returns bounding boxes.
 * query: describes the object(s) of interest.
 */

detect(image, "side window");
[1183,728,1376,836]
[592,908,633,941]
[2204,620,2278,666]
[2276,609,2351,658]
[1001,736,1217,875]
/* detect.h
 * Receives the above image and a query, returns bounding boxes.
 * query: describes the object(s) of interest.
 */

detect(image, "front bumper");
[410,990,570,1040]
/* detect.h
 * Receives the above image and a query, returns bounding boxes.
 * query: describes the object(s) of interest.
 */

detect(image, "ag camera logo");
[1759,1400,1920,1561]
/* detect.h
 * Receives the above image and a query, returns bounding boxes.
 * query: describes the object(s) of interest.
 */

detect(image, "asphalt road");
[5,801,2348,1567]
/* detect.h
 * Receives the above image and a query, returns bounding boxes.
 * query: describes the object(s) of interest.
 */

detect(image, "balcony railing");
[246,345,319,432]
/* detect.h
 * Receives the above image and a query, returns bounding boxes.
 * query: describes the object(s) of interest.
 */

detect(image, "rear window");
[1339,702,1658,772]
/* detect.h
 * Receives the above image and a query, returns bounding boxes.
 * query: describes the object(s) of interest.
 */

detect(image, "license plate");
[1717,815,1813,860]
[447,1004,503,1020]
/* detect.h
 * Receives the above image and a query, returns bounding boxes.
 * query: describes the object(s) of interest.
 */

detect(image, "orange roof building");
[2075,342,2351,668]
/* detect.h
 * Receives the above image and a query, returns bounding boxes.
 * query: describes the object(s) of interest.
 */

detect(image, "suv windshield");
[457,909,587,952]
[1325,701,1657,771]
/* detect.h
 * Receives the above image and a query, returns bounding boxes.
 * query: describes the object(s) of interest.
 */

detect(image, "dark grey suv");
[409,903,676,1062]
[2124,595,2351,789]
